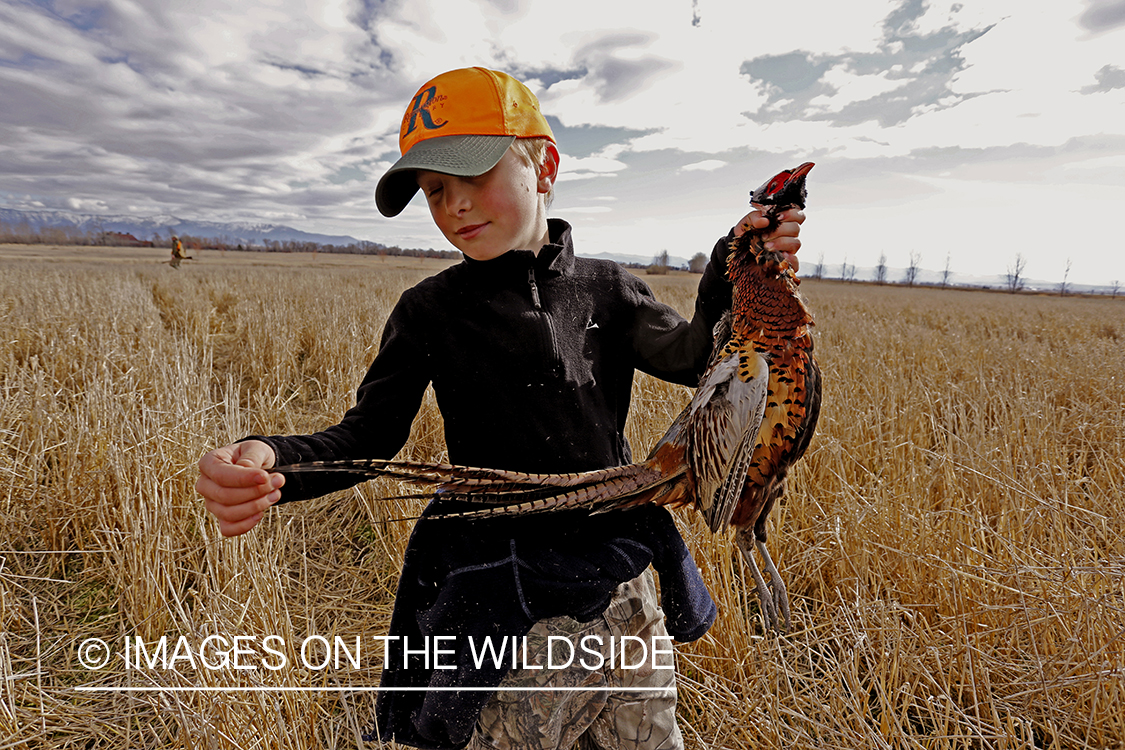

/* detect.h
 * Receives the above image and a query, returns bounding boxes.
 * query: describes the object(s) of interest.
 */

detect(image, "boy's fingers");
[196,443,284,509]
[198,445,279,489]
[766,235,802,254]
[196,441,282,535]
[216,511,265,538]
[232,440,277,471]
[200,460,270,491]
[204,491,279,525]
[733,207,806,238]
[195,473,279,507]
[756,207,804,225]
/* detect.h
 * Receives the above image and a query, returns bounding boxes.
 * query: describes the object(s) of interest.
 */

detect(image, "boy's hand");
[196,440,283,537]
[733,207,805,272]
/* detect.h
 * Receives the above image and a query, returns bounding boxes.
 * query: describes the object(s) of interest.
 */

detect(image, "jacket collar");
[461,218,575,280]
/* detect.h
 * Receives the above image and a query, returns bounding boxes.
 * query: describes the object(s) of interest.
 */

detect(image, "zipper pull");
[528,269,542,310]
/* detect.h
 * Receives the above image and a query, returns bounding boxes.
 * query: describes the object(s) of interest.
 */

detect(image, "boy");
[197,67,803,749]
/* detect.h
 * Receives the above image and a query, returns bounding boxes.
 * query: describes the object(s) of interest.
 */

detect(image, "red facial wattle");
[750,161,814,209]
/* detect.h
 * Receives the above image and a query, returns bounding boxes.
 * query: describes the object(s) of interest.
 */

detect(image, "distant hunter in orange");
[169,236,192,268]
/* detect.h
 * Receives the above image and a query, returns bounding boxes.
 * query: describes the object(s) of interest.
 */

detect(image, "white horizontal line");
[75,686,672,693]
[0,549,97,553]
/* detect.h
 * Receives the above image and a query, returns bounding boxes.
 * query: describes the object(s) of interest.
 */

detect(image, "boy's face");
[416,146,556,262]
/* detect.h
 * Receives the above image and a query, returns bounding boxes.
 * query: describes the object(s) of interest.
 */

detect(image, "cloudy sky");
[2,0,1123,286]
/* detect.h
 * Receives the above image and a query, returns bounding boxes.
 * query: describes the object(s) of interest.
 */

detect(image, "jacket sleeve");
[245,289,432,503]
[628,231,734,387]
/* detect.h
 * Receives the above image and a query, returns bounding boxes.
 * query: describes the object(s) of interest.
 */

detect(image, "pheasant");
[274,163,821,632]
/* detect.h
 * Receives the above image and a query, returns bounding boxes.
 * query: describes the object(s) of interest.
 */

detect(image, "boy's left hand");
[733,207,805,272]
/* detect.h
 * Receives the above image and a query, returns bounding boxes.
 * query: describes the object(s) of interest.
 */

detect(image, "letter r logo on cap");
[404,86,448,136]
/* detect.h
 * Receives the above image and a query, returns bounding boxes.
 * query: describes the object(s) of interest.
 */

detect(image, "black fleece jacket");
[250,219,734,749]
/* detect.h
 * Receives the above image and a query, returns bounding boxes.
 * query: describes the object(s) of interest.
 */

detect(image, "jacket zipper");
[527,268,561,366]
[528,268,542,310]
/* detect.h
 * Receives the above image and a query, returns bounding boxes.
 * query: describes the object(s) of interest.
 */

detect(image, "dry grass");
[1,245,1123,749]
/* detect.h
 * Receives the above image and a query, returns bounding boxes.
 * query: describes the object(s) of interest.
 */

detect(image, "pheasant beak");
[789,162,814,185]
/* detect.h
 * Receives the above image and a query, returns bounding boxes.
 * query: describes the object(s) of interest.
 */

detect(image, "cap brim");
[374,134,516,217]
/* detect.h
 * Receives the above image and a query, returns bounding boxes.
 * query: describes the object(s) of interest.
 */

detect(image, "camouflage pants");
[467,569,683,750]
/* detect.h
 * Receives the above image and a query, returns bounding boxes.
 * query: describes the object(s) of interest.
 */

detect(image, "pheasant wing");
[684,349,769,532]
[780,352,822,467]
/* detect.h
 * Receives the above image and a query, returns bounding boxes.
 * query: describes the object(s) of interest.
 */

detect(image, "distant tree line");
[0,220,460,260]
[639,251,709,274]
[0,221,95,246]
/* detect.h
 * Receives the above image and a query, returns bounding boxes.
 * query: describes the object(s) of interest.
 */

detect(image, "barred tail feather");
[270,458,664,500]
[424,465,687,520]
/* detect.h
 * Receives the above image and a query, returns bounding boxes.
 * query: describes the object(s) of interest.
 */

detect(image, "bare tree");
[1059,258,1072,296]
[903,250,921,286]
[874,252,888,284]
[813,252,825,280]
[647,250,670,275]
[688,252,707,273]
[1112,280,1120,298]
[1006,253,1027,293]
[841,256,856,282]
[941,252,952,288]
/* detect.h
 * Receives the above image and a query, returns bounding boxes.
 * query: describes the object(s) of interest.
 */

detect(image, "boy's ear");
[537,144,560,194]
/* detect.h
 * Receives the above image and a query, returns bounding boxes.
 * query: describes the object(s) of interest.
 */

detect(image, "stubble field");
[1,244,1123,749]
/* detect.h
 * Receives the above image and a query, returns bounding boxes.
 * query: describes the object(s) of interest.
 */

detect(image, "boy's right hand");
[196,440,283,537]
[733,207,805,272]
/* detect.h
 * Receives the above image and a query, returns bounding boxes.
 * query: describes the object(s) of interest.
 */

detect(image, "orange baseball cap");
[375,67,556,217]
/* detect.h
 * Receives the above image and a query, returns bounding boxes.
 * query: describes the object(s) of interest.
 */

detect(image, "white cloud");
[65,197,110,212]
[561,152,628,173]
[681,160,728,172]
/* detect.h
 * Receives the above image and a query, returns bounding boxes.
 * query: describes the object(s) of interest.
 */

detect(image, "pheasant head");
[730,161,814,278]
[750,161,813,212]
[726,162,816,342]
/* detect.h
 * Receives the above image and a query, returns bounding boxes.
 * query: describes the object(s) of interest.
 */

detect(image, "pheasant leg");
[756,537,791,632]
[736,528,786,632]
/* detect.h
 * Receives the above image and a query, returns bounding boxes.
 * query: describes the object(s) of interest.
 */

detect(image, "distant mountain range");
[578,251,695,268]
[0,207,367,248]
